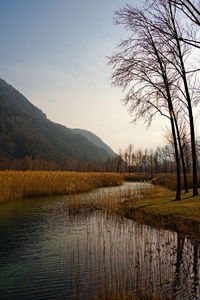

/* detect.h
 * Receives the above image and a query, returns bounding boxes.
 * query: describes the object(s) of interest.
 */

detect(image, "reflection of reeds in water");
[93,289,160,300]
[67,209,199,300]
[0,182,198,300]
[61,183,200,299]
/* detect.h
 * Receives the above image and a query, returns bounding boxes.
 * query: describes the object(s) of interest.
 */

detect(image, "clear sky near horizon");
[0,0,167,153]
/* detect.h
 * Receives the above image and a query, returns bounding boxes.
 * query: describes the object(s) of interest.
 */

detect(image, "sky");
[0,0,168,153]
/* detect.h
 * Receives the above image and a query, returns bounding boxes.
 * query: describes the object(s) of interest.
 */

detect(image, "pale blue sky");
[0,0,167,152]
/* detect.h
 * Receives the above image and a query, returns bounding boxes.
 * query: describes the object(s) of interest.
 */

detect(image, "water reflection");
[0,183,199,299]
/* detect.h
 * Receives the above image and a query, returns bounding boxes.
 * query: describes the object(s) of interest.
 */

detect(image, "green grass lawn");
[120,188,200,237]
[128,190,200,222]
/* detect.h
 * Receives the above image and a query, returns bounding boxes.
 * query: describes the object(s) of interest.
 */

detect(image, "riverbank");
[2,170,200,237]
[120,187,200,237]
[0,171,123,204]
[0,183,184,300]
[66,181,200,237]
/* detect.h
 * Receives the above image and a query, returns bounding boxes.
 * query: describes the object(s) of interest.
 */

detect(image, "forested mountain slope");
[71,128,116,157]
[0,78,115,166]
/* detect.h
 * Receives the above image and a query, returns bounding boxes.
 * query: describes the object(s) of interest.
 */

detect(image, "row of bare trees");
[109,0,200,199]
[2,140,199,178]
[0,155,125,173]
[118,141,200,175]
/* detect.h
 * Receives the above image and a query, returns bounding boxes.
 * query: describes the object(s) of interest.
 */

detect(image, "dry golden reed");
[152,173,200,190]
[67,189,123,213]
[122,173,151,181]
[0,171,123,203]
[67,183,158,214]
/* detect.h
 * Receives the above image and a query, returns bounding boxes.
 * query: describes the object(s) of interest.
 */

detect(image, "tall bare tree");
[146,0,199,195]
[109,6,182,199]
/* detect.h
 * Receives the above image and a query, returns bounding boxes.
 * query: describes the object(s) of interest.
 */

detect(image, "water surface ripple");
[0,183,199,299]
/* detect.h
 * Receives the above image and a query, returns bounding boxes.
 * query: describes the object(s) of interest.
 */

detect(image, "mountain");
[0,78,115,166]
[71,128,116,157]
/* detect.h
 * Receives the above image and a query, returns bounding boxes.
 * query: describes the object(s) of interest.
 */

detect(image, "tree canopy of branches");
[109,0,200,198]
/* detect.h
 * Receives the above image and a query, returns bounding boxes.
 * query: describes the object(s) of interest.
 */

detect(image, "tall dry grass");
[152,173,200,190]
[67,188,124,213]
[122,173,151,181]
[0,171,123,203]
[67,183,161,214]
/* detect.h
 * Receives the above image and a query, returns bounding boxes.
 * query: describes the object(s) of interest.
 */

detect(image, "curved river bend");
[0,182,199,299]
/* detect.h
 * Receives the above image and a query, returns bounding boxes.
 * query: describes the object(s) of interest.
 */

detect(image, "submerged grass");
[67,180,200,236]
[0,171,123,204]
[2,169,200,235]
[66,184,157,215]
[67,183,146,214]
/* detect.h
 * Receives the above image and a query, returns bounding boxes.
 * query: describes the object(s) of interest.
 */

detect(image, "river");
[0,182,199,299]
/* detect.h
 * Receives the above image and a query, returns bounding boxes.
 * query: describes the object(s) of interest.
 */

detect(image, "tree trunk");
[169,1,198,196]
[173,114,189,193]
[170,114,181,200]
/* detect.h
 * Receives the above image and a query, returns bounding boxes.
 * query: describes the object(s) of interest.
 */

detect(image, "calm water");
[0,183,199,299]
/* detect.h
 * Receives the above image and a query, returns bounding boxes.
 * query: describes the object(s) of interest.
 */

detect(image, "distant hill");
[0,78,116,167]
[71,128,116,157]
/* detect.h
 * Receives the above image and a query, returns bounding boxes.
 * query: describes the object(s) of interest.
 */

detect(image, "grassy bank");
[120,186,200,237]
[0,171,123,204]
[67,181,200,237]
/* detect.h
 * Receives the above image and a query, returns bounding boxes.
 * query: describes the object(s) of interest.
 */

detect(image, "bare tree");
[116,150,123,172]
[146,0,199,195]
[170,0,200,27]
[174,117,190,192]
[109,6,182,199]
[164,116,189,193]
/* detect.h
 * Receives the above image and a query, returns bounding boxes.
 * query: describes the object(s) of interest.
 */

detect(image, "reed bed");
[0,171,123,203]
[122,173,151,181]
[66,183,200,236]
[152,173,200,190]
[67,183,160,214]
[67,189,123,214]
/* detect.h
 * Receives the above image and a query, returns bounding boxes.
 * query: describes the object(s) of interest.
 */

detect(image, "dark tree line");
[109,0,200,199]
[0,155,124,173]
